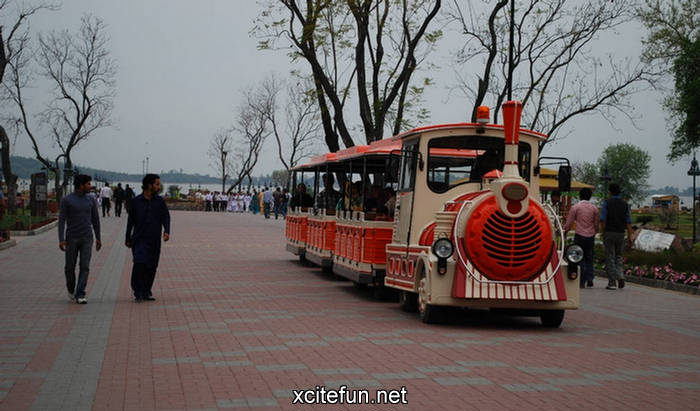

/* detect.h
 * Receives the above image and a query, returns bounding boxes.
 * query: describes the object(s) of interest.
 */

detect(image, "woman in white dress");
[244,192,252,212]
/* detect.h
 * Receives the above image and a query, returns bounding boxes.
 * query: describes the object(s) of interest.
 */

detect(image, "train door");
[392,140,420,245]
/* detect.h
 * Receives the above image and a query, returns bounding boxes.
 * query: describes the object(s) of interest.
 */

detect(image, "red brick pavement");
[1,211,699,411]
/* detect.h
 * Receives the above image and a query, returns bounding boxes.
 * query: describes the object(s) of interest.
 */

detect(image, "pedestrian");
[58,174,102,304]
[262,187,273,219]
[250,190,259,214]
[124,184,135,214]
[564,187,598,288]
[205,191,213,211]
[600,183,633,290]
[114,183,125,217]
[100,182,113,217]
[125,173,171,302]
[273,187,283,219]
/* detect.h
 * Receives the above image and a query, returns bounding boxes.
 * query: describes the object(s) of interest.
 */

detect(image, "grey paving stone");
[650,365,700,373]
[312,368,366,375]
[278,333,318,339]
[285,341,329,347]
[243,345,289,352]
[543,378,601,386]
[359,332,400,337]
[618,369,671,377]
[501,383,563,392]
[583,373,637,381]
[199,351,246,358]
[203,360,253,367]
[272,389,294,398]
[256,363,308,371]
[324,379,382,388]
[231,330,274,337]
[421,342,467,349]
[648,381,700,389]
[152,357,201,365]
[372,372,426,380]
[30,233,126,411]
[597,347,640,353]
[456,361,509,367]
[433,377,493,386]
[370,338,415,345]
[217,398,278,408]
[516,366,572,374]
[322,336,366,342]
[415,365,470,373]
[541,342,585,348]
[150,326,188,332]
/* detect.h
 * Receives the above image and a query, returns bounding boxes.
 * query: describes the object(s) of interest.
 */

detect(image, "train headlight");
[565,244,584,264]
[432,238,454,259]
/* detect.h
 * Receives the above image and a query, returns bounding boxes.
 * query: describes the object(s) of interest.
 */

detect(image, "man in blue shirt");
[600,183,633,290]
[58,174,102,304]
[126,174,170,302]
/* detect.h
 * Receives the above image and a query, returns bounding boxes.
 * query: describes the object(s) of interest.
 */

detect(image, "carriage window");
[399,142,418,191]
[427,136,531,193]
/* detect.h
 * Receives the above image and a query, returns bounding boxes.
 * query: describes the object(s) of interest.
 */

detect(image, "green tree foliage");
[572,160,600,190]
[668,38,700,160]
[638,0,700,161]
[597,143,651,205]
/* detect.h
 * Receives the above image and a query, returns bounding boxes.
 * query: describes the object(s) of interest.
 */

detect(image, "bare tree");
[256,75,321,175]
[5,14,115,203]
[447,0,657,151]
[207,130,234,192]
[0,0,57,214]
[254,0,442,150]
[226,90,270,193]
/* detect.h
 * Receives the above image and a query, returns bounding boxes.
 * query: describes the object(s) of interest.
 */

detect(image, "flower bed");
[625,264,699,288]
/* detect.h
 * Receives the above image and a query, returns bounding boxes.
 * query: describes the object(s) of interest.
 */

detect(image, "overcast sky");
[6,0,691,189]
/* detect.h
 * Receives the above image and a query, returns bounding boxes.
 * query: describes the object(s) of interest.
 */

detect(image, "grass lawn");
[632,212,697,240]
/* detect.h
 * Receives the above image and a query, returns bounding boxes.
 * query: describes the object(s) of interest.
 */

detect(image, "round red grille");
[462,196,553,281]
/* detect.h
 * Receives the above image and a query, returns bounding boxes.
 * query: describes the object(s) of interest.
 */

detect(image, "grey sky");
[7,1,689,189]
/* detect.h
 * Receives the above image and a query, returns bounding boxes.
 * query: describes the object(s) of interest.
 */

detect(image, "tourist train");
[285,101,582,327]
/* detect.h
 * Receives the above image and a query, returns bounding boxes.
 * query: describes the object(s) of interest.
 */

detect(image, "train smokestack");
[501,100,522,178]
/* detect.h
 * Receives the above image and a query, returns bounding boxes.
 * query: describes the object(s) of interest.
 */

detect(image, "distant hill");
[1,155,219,184]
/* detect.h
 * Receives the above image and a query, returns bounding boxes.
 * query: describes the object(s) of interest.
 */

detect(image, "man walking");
[564,188,598,288]
[100,183,113,217]
[262,187,273,219]
[126,174,171,302]
[124,184,135,214]
[600,183,633,290]
[58,174,102,304]
[114,183,125,217]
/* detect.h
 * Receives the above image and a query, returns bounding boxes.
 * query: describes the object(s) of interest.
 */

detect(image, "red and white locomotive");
[285,101,582,326]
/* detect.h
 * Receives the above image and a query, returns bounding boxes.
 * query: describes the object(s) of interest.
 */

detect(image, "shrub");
[635,215,654,225]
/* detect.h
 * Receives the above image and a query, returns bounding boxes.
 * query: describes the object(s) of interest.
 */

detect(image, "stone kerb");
[9,220,58,237]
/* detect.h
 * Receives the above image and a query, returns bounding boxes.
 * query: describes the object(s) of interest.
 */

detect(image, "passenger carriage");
[285,101,583,326]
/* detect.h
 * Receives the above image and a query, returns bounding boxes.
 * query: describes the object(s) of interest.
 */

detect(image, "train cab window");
[399,141,419,192]
[427,136,531,193]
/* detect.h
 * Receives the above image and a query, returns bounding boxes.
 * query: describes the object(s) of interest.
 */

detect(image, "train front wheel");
[418,269,443,324]
[540,309,565,328]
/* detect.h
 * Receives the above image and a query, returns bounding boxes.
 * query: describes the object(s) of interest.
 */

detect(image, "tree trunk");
[0,126,18,215]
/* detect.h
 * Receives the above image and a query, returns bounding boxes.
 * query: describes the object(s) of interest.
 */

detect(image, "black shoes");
[586,280,594,287]
[144,296,156,301]
[618,279,625,289]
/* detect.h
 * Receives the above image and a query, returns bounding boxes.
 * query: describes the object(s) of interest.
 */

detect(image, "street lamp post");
[222,150,228,192]
[688,156,700,244]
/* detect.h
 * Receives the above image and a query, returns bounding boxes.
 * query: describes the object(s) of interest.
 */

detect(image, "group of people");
[290,174,397,217]
[91,182,135,218]
[202,187,292,219]
[58,174,170,304]
[563,183,633,291]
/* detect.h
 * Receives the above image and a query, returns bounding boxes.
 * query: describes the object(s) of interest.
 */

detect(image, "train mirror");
[558,166,571,192]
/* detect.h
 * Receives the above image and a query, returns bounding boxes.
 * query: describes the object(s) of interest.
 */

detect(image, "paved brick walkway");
[0,211,698,411]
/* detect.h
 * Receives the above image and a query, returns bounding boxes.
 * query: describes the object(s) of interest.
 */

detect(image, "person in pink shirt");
[564,188,599,288]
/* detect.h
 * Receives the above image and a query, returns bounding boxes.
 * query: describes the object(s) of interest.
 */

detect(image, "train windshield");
[427,135,531,193]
